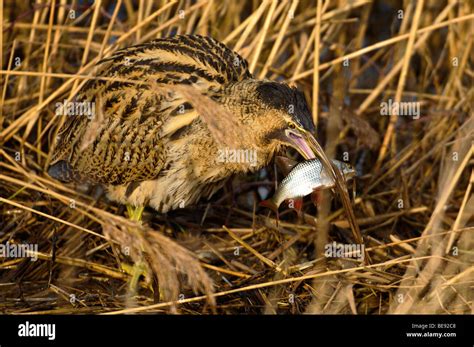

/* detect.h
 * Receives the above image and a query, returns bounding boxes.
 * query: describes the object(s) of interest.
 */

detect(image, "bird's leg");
[122,204,153,296]
[122,261,148,293]
[127,204,145,222]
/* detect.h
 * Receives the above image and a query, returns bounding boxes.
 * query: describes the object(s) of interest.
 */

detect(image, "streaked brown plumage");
[49,34,320,212]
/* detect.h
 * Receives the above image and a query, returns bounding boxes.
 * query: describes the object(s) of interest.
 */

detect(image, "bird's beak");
[285,128,322,160]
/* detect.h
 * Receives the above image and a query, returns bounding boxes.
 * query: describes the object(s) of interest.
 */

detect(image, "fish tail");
[260,199,280,227]
[259,199,278,213]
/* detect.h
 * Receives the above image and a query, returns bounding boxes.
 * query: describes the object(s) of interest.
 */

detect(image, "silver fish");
[260,159,356,211]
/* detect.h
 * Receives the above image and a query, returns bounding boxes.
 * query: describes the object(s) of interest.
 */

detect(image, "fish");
[260,158,356,212]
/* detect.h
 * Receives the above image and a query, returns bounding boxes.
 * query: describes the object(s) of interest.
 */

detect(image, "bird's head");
[242,80,320,161]
[209,79,326,167]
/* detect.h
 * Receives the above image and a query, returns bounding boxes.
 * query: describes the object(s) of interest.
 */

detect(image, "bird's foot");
[121,260,153,294]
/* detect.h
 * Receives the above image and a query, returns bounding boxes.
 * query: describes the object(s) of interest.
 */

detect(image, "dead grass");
[0,0,473,314]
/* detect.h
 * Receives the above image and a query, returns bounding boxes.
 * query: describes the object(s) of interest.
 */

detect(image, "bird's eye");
[288,122,296,129]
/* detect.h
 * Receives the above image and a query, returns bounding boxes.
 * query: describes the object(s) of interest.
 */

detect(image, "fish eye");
[288,122,296,130]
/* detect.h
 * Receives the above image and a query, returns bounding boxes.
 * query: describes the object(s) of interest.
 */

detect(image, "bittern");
[48,35,322,214]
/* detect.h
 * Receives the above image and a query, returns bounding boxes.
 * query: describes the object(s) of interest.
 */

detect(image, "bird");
[48,34,322,216]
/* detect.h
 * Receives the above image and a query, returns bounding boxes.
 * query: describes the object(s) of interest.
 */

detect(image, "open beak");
[285,128,323,160]
[286,126,345,185]
[285,127,340,183]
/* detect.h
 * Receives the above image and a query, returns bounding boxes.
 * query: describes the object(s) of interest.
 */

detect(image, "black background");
[0,314,471,346]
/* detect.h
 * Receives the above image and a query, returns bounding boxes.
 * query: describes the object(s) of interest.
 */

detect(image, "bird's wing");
[50,87,168,185]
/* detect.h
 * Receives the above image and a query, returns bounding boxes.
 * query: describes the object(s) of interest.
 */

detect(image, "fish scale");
[275,160,324,204]
[262,159,356,211]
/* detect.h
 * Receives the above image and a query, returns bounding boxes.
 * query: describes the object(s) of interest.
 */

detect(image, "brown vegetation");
[0,0,472,314]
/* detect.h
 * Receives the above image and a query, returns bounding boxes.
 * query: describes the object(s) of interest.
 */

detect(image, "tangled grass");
[0,0,472,314]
